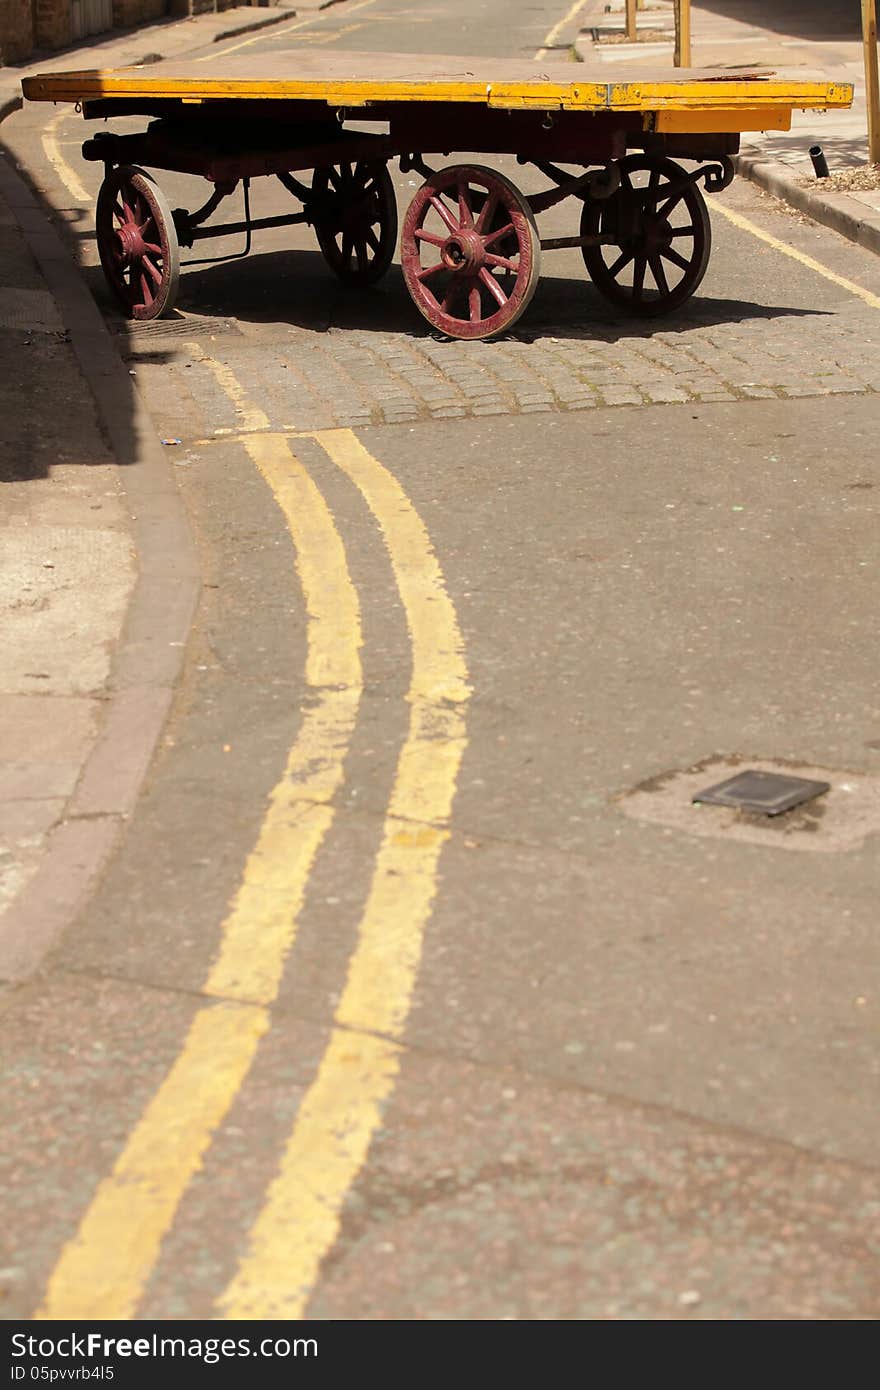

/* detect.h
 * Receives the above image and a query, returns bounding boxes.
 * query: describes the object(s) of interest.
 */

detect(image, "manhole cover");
[693,769,831,816]
[619,758,880,853]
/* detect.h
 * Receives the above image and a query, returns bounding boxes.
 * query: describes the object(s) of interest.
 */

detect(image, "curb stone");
[0,95,22,122]
[212,4,299,44]
[0,152,201,981]
[734,150,880,261]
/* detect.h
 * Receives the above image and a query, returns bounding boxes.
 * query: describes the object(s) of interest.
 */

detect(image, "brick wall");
[0,0,254,66]
[113,1,168,28]
[34,0,72,51]
[189,1,247,14]
[168,1,252,18]
[0,0,34,64]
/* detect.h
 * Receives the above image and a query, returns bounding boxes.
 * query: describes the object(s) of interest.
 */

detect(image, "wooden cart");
[22,52,851,339]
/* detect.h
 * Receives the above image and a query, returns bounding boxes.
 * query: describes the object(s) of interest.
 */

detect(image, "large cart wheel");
[581,156,711,316]
[400,164,541,340]
[311,161,397,287]
[95,165,180,320]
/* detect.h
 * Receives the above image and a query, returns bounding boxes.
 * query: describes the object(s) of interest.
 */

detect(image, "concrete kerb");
[0,118,200,981]
[212,3,300,44]
[734,151,880,261]
[217,0,351,34]
[0,0,369,979]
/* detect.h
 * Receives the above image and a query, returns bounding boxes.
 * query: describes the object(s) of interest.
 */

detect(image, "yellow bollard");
[674,0,691,69]
[863,0,880,163]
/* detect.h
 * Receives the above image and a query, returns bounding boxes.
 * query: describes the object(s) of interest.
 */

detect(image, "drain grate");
[114,314,242,344]
[693,769,831,816]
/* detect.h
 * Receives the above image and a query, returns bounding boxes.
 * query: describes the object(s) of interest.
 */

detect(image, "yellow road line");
[535,0,591,60]
[36,385,363,1318]
[193,350,272,433]
[712,198,880,311]
[196,15,325,61]
[218,427,471,1320]
[199,0,379,61]
[42,108,90,205]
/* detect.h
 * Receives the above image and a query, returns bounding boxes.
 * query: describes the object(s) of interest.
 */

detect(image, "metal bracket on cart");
[699,156,735,193]
[399,153,437,180]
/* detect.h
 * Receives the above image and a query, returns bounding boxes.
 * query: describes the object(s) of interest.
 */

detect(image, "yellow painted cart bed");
[22,51,852,338]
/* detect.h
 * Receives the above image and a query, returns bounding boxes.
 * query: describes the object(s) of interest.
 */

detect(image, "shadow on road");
[695,0,860,43]
[136,247,830,346]
[0,144,149,483]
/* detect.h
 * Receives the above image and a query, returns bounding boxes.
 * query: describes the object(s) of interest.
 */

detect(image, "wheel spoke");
[142,241,163,257]
[441,283,464,314]
[475,190,499,235]
[341,234,353,268]
[632,253,647,302]
[655,186,688,221]
[364,226,381,255]
[639,168,665,211]
[661,245,691,273]
[484,252,517,273]
[328,167,344,192]
[607,248,634,279]
[139,270,152,307]
[416,261,445,282]
[482,221,515,248]
[457,179,474,229]
[142,255,163,286]
[649,253,669,296]
[415,228,446,247]
[479,267,507,308]
[430,194,460,233]
[355,238,369,274]
[469,283,482,324]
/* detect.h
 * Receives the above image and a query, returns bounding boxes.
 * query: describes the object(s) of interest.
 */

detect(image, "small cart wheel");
[581,156,711,317]
[95,165,180,320]
[400,164,541,341]
[312,161,398,287]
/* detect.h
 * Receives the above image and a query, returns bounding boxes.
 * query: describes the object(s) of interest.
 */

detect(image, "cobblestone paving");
[123,296,880,437]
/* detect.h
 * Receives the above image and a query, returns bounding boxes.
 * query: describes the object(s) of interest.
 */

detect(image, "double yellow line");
[37,357,470,1320]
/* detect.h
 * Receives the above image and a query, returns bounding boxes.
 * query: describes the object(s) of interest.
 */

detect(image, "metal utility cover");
[693,769,831,816]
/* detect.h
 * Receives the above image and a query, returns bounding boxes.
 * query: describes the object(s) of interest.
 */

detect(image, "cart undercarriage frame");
[22,53,852,339]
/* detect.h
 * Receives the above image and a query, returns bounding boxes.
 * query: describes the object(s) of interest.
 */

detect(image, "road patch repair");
[619,756,880,853]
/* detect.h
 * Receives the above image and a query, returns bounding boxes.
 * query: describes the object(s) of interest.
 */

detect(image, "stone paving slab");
[122,302,880,437]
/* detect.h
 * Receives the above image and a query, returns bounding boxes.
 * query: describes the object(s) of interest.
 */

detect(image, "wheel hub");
[441,228,485,274]
[114,222,148,266]
[644,216,673,253]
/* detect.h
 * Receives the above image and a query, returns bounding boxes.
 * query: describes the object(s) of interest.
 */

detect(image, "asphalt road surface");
[2,0,880,1321]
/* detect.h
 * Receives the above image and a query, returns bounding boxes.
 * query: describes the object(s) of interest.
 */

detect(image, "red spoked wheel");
[401,164,541,340]
[581,156,711,317]
[95,165,180,320]
[312,161,398,287]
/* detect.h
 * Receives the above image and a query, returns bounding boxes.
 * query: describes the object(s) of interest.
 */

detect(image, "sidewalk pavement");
[1,0,879,979]
[0,1,312,979]
[575,0,880,256]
